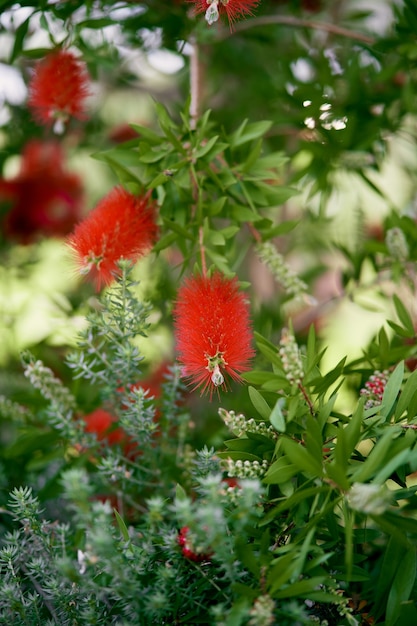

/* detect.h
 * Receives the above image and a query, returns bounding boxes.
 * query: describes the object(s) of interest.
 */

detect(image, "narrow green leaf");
[373,448,413,485]
[216,451,262,462]
[351,426,401,483]
[395,368,417,420]
[263,457,297,485]
[273,576,326,599]
[162,218,194,240]
[386,547,416,626]
[267,553,298,593]
[260,486,329,523]
[269,398,286,432]
[10,13,32,62]
[392,294,415,336]
[113,509,130,542]
[130,124,162,144]
[380,361,404,420]
[152,231,177,253]
[248,386,271,420]
[232,120,272,147]
[75,17,115,30]
[281,438,323,477]
[194,135,219,159]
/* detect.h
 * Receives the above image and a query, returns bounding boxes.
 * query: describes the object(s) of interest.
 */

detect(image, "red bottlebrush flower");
[67,186,159,290]
[0,140,84,244]
[177,526,212,562]
[28,49,90,130]
[189,0,259,28]
[108,123,140,144]
[83,408,126,446]
[173,272,254,397]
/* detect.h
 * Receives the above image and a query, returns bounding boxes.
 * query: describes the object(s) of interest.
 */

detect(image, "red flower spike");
[67,186,159,290]
[0,140,84,244]
[189,0,259,28]
[28,49,90,130]
[173,272,254,397]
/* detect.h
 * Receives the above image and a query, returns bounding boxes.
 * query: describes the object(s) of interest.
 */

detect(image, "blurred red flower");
[173,272,254,397]
[67,186,159,290]
[28,49,90,130]
[177,526,212,562]
[83,408,126,447]
[189,0,259,27]
[82,363,170,456]
[0,140,84,244]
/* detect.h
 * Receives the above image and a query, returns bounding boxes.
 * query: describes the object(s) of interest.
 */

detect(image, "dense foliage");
[1,1,417,624]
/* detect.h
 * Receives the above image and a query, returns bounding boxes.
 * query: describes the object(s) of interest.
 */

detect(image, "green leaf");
[216,451,262,462]
[113,509,130,542]
[260,486,329,523]
[392,294,415,336]
[175,483,188,501]
[205,247,233,275]
[273,576,327,599]
[351,426,402,483]
[269,398,286,433]
[75,17,115,30]
[10,12,32,62]
[263,457,297,485]
[152,231,177,253]
[380,361,404,420]
[394,367,417,420]
[386,547,416,626]
[194,135,219,159]
[248,386,271,420]
[162,218,194,240]
[325,462,350,490]
[281,438,323,478]
[267,553,298,593]
[130,124,163,145]
[230,120,272,148]
[373,448,414,485]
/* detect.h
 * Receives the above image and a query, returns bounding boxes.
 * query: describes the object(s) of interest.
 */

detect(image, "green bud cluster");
[278,328,304,386]
[218,407,278,439]
[256,241,309,300]
[385,227,409,262]
[224,458,269,478]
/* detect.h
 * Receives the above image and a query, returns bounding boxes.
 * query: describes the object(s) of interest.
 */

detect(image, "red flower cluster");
[0,140,84,244]
[360,370,389,409]
[177,526,212,562]
[28,49,90,130]
[67,186,159,290]
[173,272,254,396]
[190,0,259,28]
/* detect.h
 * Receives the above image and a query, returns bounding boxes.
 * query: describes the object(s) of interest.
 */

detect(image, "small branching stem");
[298,382,315,416]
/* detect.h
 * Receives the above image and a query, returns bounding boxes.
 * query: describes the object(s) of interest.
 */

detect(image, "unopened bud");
[205,0,219,24]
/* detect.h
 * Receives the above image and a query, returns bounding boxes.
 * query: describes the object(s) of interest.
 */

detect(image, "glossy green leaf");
[248,386,271,420]
[281,438,323,477]
[269,397,286,433]
[380,361,404,420]
[386,547,416,626]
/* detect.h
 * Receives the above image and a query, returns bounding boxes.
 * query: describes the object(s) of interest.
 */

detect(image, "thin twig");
[199,226,207,276]
[189,38,202,130]
[216,14,375,45]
